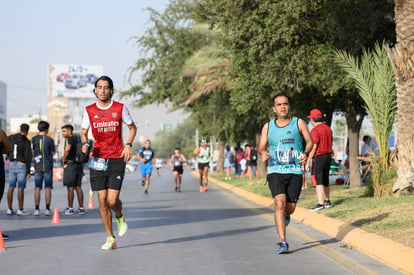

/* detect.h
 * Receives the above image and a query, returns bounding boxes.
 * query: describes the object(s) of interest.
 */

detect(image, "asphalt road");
[0,168,401,275]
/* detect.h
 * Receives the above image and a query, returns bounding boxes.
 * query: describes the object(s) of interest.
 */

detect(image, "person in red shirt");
[81,75,137,250]
[305,109,333,211]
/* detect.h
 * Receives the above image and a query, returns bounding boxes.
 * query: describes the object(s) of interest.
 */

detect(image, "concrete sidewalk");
[207,176,414,275]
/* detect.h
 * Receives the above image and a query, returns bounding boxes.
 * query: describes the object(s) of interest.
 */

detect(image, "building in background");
[0,81,7,130]
[47,64,103,133]
[9,115,47,134]
[47,64,103,160]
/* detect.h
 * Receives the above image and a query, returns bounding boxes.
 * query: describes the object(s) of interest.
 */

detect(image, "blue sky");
[0,0,185,139]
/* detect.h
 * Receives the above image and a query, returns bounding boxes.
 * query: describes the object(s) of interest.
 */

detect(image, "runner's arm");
[298,118,314,166]
[0,130,11,154]
[122,122,137,162]
[258,122,269,162]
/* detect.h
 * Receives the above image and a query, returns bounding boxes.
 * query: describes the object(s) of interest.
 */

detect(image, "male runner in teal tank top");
[258,94,313,254]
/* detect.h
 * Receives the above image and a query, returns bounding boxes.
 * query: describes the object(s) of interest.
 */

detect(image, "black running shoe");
[324,200,333,208]
[2,233,9,240]
[310,204,325,212]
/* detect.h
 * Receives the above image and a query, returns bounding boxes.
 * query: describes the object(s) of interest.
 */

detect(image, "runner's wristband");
[126,143,133,147]
[83,142,89,147]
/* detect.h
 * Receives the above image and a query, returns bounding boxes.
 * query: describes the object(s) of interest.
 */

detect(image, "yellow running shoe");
[116,214,128,237]
[101,236,117,250]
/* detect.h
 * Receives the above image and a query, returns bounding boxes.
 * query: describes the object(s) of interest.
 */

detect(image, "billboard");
[48,64,103,98]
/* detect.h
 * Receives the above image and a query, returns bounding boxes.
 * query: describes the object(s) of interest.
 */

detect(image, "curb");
[205,175,414,274]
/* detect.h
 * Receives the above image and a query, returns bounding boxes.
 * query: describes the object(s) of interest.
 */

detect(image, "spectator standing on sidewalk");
[0,129,11,239]
[81,75,136,250]
[61,124,85,215]
[7,123,32,216]
[235,147,244,179]
[258,94,313,254]
[246,143,262,184]
[32,120,55,216]
[305,109,333,211]
[223,145,233,180]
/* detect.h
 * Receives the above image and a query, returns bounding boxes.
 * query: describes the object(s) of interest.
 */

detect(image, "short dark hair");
[272,94,290,105]
[363,135,371,142]
[20,123,29,133]
[61,124,74,132]
[94,75,114,99]
[95,75,114,89]
[312,117,324,123]
[37,120,50,132]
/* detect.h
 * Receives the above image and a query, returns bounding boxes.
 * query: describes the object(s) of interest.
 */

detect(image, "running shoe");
[285,213,291,227]
[34,209,40,216]
[141,179,145,186]
[78,207,85,215]
[310,204,325,212]
[175,186,178,192]
[144,190,148,195]
[204,185,208,192]
[17,209,31,216]
[101,236,117,250]
[116,214,128,237]
[324,200,333,208]
[2,233,9,240]
[45,209,52,216]
[64,208,75,215]
[277,241,289,254]
[6,209,15,215]
[199,186,205,193]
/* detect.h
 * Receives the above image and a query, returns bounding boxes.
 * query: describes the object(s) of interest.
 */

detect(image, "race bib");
[90,157,108,171]
[174,160,181,166]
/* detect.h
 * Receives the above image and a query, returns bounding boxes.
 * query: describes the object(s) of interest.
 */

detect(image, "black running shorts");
[173,166,184,175]
[90,158,126,191]
[198,162,209,170]
[311,153,331,187]
[267,173,302,203]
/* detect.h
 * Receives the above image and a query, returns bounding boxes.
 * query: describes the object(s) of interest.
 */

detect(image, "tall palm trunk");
[387,1,414,192]
[346,104,364,188]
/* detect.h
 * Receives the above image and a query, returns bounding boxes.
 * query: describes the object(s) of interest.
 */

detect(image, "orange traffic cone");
[51,208,60,224]
[0,227,5,250]
[87,195,94,209]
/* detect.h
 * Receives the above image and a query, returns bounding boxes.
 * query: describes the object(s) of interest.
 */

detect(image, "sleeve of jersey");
[122,105,134,126]
[81,108,91,129]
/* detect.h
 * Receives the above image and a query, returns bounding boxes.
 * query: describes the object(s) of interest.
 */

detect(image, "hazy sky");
[0,0,187,140]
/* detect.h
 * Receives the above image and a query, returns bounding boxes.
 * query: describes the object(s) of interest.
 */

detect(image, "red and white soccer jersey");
[81,101,134,159]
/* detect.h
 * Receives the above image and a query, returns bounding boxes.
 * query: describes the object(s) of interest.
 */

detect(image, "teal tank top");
[267,117,304,175]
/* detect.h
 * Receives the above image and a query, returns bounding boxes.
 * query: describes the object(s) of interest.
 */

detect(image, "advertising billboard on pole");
[48,64,103,98]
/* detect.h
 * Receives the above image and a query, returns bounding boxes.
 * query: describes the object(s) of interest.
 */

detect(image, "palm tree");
[387,1,414,193]
[335,43,397,197]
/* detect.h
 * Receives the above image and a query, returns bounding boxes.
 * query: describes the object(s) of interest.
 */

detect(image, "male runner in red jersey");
[81,75,137,250]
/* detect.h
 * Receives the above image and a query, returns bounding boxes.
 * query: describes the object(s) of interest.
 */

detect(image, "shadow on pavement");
[121,225,274,248]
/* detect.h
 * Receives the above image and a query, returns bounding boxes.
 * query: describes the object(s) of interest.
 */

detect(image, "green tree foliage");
[122,0,210,108]
[196,0,395,186]
[152,118,196,159]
